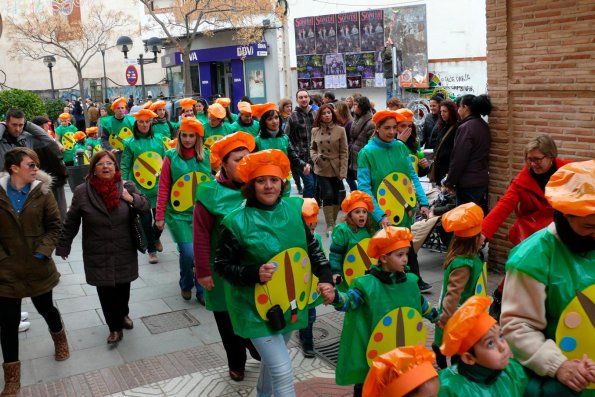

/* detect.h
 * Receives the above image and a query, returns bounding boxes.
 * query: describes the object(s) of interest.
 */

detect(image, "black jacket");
[445,116,490,188]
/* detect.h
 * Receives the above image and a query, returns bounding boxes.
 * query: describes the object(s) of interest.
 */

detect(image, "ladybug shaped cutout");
[254,248,311,324]
[376,172,417,225]
[171,171,211,212]
[366,307,427,366]
[343,238,374,286]
[61,131,75,150]
[133,151,163,189]
[555,285,595,389]
[109,127,134,150]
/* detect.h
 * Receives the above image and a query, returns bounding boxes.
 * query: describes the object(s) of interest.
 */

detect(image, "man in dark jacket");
[284,89,315,197]
[382,37,403,101]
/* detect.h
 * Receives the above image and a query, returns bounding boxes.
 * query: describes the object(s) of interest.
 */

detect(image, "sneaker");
[154,240,163,252]
[148,252,159,264]
[302,345,316,358]
[418,281,433,293]
[181,290,192,300]
[21,311,29,321]
[196,295,206,306]
[19,321,31,332]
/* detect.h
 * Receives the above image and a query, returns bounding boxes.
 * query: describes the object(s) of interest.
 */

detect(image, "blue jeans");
[250,332,295,397]
[299,170,316,198]
[177,243,203,297]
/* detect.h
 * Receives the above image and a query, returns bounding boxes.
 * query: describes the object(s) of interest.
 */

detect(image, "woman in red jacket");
[482,135,571,318]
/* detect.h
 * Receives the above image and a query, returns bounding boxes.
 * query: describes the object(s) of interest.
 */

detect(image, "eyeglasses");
[25,162,39,170]
[96,161,115,167]
[526,155,547,164]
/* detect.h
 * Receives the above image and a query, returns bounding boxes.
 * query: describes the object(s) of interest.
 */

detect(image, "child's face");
[379,247,409,273]
[349,207,368,228]
[307,222,317,234]
[60,120,69,127]
[463,324,512,370]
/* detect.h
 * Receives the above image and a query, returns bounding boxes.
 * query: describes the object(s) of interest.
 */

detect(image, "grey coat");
[56,179,150,287]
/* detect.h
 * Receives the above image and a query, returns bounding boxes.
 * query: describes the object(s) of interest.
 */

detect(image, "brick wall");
[486,0,595,270]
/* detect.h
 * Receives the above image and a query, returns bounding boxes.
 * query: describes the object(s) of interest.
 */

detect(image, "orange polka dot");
[379,198,386,206]
[368,350,377,359]
[173,191,180,197]
[257,294,268,304]
[386,210,392,216]
[140,178,145,183]
[374,332,383,342]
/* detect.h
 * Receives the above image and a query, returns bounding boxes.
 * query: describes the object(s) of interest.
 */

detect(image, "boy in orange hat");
[72,131,90,165]
[55,112,78,165]
[203,103,233,149]
[333,226,439,396]
[215,97,237,125]
[438,296,528,396]
[363,345,440,397]
[101,96,135,151]
[433,202,487,369]
[229,101,259,137]
[329,191,375,291]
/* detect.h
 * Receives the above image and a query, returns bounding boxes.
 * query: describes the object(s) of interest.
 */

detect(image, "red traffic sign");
[125,65,138,86]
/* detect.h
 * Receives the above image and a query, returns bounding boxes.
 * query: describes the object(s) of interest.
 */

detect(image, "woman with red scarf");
[56,151,150,344]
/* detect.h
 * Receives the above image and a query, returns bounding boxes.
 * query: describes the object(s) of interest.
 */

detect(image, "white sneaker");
[19,321,31,332]
[21,312,29,321]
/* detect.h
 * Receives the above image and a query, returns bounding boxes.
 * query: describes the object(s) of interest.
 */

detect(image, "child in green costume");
[329,191,376,292]
[72,131,90,165]
[55,113,78,166]
[438,296,528,397]
[333,226,439,397]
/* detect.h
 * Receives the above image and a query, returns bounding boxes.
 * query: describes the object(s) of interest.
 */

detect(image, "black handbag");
[129,204,148,254]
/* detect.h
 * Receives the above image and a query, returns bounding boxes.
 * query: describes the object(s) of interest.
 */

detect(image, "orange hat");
[142,100,153,109]
[133,109,157,121]
[341,191,374,214]
[73,131,86,141]
[150,100,167,111]
[86,127,98,135]
[440,296,496,357]
[395,108,414,123]
[372,109,398,126]
[215,97,231,108]
[58,113,71,121]
[442,202,484,237]
[251,103,279,119]
[166,138,177,149]
[363,346,438,397]
[208,103,227,119]
[179,98,197,109]
[179,117,204,137]
[236,149,290,182]
[302,198,320,224]
[210,131,256,169]
[545,160,595,217]
[237,101,252,115]
[110,97,127,110]
[367,226,413,259]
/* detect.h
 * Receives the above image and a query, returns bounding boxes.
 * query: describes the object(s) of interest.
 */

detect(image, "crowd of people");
[0,88,593,397]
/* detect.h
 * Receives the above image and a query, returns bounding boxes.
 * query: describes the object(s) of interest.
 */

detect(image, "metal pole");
[139,54,146,101]
[49,65,55,99]
[101,50,107,100]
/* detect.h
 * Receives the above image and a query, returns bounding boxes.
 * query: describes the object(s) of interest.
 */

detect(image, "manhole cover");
[315,340,340,366]
[141,310,200,334]
[293,319,341,366]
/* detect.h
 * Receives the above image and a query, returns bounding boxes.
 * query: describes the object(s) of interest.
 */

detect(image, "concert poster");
[359,9,385,52]
[337,12,360,53]
[315,14,338,54]
[294,17,316,56]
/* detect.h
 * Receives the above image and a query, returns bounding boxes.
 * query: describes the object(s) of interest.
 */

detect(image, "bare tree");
[7,4,130,126]
[139,0,282,96]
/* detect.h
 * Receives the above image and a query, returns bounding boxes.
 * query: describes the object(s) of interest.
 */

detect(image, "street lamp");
[99,43,108,101]
[43,55,57,99]
[116,35,161,101]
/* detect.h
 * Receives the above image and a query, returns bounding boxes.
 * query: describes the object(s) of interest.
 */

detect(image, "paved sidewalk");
[3,185,501,396]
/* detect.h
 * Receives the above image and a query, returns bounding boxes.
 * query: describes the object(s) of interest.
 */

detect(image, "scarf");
[180,146,195,160]
[458,360,502,385]
[89,171,122,212]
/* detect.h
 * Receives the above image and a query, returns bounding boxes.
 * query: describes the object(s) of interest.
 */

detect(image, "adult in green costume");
[194,131,260,382]
[100,97,135,152]
[357,109,432,292]
[229,102,260,137]
[55,113,78,165]
[194,98,209,125]
[501,160,595,397]
[203,103,232,149]
[120,109,165,264]
[215,149,334,397]
[155,117,210,304]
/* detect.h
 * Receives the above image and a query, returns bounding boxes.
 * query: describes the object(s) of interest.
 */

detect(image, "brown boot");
[50,327,70,361]
[1,361,20,397]
[323,205,335,236]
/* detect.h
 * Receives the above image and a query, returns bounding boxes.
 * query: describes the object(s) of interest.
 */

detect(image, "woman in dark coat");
[0,148,68,397]
[348,96,375,190]
[56,151,150,344]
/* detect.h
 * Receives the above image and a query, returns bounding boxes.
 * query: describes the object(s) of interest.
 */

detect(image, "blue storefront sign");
[161,42,268,68]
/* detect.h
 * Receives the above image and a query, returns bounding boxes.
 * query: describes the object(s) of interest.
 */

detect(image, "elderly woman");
[501,160,595,397]
[215,149,334,397]
[1,148,69,396]
[482,135,572,318]
[357,109,432,292]
[194,132,260,382]
[310,104,348,235]
[155,118,210,304]
[56,151,149,345]
[120,109,165,264]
